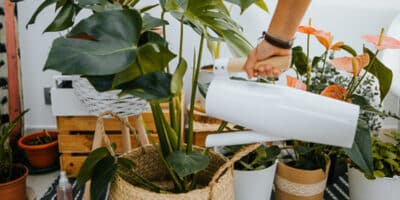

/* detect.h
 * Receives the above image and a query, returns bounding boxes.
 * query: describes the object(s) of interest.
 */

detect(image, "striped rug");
[41,174,350,200]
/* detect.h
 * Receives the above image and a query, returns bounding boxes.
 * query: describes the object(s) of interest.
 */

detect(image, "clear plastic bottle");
[56,171,73,200]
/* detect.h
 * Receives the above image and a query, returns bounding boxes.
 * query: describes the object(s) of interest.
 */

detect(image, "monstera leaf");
[163,0,252,56]
[224,0,268,14]
[167,150,209,177]
[44,10,142,76]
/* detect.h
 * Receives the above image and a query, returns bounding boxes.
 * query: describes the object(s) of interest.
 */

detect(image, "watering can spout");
[204,78,360,148]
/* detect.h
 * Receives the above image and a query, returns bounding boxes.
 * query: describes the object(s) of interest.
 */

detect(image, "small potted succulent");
[0,110,29,200]
[18,130,59,169]
[349,131,400,200]
[221,144,280,200]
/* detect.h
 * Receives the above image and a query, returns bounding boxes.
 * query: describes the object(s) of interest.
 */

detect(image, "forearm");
[267,0,311,40]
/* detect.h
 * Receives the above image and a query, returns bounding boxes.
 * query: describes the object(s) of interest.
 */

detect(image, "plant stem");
[187,33,205,153]
[150,103,172,157]
[216,121,228,133]
[318,51,328,93]
[348,50,379,96]
[161,11,169,73]
[175,96,182,150]
[306,33,311,88]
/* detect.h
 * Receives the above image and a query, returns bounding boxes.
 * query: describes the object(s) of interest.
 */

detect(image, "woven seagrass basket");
[85,112,261,200]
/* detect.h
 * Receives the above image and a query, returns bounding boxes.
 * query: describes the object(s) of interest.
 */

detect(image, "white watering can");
[203,56,360,148]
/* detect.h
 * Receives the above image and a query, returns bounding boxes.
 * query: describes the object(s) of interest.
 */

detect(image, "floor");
[27,171,59,199]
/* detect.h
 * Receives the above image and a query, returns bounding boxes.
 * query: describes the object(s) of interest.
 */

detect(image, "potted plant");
[275,142,330,200]
[18,130,59,169]
[26,0,269,199]
[221,144,280,200]
[348,131,400,200]
[0,110,29,200]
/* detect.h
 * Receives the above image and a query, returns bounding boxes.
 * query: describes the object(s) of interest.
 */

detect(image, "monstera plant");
[27,0,268,198]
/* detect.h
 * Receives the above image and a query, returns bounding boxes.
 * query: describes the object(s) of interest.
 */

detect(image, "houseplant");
[26,0,269,199]
[18,130,59,169]
[0,109,29,200]
[221,144,280,200]
[273,19,400,199]
[349,131,400,200]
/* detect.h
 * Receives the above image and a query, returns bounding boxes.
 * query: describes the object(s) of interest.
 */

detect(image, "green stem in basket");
[117,169,165,193]
[175,96,182,150]
[216,121,228,133]
[161,10,169,73]
[152,143,184,192]
[187,33,205,153]
[190,148,210,190]
[150,103,172,156]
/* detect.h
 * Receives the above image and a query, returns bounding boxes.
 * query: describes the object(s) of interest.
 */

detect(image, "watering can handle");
[227,56,291,73]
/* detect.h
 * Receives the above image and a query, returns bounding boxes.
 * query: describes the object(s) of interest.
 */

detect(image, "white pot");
[234,161,277,200]
[349,167,400,200]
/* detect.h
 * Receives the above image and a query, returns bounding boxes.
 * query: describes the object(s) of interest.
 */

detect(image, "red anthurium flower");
[331,53,370,76]
[286,75,307,91]
[314,30,344,51]
[297,26,317,35]
[321,85,348,101]
[362,35,400,50]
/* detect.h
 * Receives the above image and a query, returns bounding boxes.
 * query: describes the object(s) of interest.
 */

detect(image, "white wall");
[17,0,400,130]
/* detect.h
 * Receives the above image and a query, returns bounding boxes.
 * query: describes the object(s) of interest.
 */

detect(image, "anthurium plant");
[26,0,268,198]
[288,19,400,176]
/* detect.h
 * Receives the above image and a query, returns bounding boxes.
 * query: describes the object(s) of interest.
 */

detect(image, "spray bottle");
[57,171,73,200]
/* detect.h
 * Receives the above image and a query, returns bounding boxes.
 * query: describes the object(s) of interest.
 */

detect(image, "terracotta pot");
[18,131,59,169]
[274,159,331,200]
[0,164,28,200]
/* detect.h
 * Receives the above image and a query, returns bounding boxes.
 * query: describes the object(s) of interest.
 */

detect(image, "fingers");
[256,64,282,78]
[244,49,257,79]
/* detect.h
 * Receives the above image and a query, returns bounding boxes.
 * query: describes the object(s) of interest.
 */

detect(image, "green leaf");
[26,0,62,29]
[76,147,111,186]
[142,13,169,32]
[44,1,78,32]
[118,72,172,101]
[165,0,253,56]
[171,59,187,94]
[85,75,115,92]
[350,95,386,116]
[373,170,385,178]
[78,0,108,7]
[44,10,142,76]
[140,4,159,13]
[225,0,268,14]
[364,47,393,102]
[291,46,308,75]
[167,150,209,177]
[344,119,374,176]
[312,56,322,68]
[139,31,168,47]
[90,155,117,200]
[112,42,175,88]
[117,157,136,169]
[340,44,357,56]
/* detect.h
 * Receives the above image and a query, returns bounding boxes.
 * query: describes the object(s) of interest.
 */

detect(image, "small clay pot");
[18,131,59,169]
[0,164,29,200]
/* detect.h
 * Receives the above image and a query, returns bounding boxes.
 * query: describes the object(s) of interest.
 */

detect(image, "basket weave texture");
[73,78,150,117]
[109,145,235,200]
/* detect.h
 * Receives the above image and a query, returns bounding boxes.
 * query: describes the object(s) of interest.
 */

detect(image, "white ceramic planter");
[349,167,400,200]
[234,161,277,200]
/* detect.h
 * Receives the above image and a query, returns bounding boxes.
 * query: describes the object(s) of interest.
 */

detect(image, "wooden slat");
[58,134,158,153]
[56,111,169,132]
[60,154,86,177]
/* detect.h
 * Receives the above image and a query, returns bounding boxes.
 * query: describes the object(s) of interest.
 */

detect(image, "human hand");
[244,40,291,79]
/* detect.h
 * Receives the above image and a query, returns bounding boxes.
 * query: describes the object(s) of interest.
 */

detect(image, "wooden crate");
[57,112,162,177]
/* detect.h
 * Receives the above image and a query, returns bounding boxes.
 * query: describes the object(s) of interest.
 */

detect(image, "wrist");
[261,31,294,50]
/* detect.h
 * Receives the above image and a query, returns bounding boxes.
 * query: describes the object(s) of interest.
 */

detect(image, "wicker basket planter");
[109,145,235,200]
